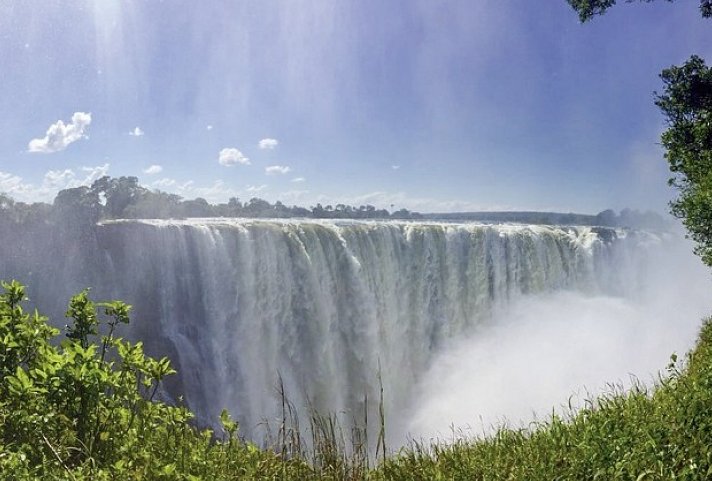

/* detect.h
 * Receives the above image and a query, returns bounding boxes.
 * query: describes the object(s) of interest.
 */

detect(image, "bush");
[0,281,312,480]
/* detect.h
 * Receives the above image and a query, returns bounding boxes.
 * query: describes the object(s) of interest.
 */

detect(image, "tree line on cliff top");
[0,175,666,229]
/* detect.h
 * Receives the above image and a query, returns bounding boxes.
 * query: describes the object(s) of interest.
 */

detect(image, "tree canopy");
[567,0,712,22]
[656,56,712,265]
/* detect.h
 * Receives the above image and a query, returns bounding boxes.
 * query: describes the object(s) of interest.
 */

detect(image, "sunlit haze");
[2,1,711,212]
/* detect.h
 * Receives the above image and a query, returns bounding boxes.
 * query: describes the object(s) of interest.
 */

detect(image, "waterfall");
[89,218,657,437]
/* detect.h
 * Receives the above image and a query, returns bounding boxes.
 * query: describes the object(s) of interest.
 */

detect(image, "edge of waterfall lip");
[98,217,612,231]
[96,217,659,244]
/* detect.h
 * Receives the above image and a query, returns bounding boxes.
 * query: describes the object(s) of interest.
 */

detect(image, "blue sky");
[0,0,710,213]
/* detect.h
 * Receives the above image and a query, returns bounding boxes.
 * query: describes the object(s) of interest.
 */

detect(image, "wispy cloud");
[150,178,240,203]
[259,138,279,150]
[278,190,310,203]
[265,165,291,175]
[0,172,30,198]
[391,165,400,170]
[151,178,177,189]
[143,164,163,175]
[307,190,505,213]
[28,112,92,153]
[291,177,306,183]
[246,184,268,193]
[218,147,250,166]
[0,163,109,202]
[187,180,238,200]
[129,126,144,137]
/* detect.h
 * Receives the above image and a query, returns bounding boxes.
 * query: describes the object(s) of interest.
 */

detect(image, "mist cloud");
[398,235,712,445]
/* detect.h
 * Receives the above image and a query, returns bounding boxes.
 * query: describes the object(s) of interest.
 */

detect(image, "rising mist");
[401,231,712,445]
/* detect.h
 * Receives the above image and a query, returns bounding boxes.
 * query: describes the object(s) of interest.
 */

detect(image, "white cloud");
[291,177,306,183]
[246,184,268,193]
[0,172,29,197]
[150,178,242,203]
[77,163,111,186]
[0,163,110,203]
[42,169,75,189]
[187,180,236,200]
[207,125,213,131]
[143,164,163,175]
[151,178,176,189]
[50,164,109,190]
[259,138,279,150]
[265,165,291,175]
[278,190,310,203]
[129,127,144,137]
[392,165,401,170]
[218,147,250,166]
[28,112,92,153]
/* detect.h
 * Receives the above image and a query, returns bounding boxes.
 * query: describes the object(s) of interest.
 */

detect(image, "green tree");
[655,56,712,264]
[567,0,712,22]
[568,1,712,266]
[90,175,146,219]
[0,281,323,479]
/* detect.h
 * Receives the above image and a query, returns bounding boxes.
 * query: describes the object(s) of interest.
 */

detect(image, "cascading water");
[86,218,657,439]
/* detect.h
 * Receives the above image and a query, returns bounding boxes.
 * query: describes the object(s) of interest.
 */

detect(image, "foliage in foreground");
[0,281,314,480]
[3,280,712,480]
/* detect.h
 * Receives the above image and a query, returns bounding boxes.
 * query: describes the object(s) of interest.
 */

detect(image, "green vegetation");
[3,279,712,480]
[566,0,712,23]
[0,281,312,480]
[656,57,712,266]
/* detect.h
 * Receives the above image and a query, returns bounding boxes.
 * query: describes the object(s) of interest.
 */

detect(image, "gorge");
[4,217,701,445]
